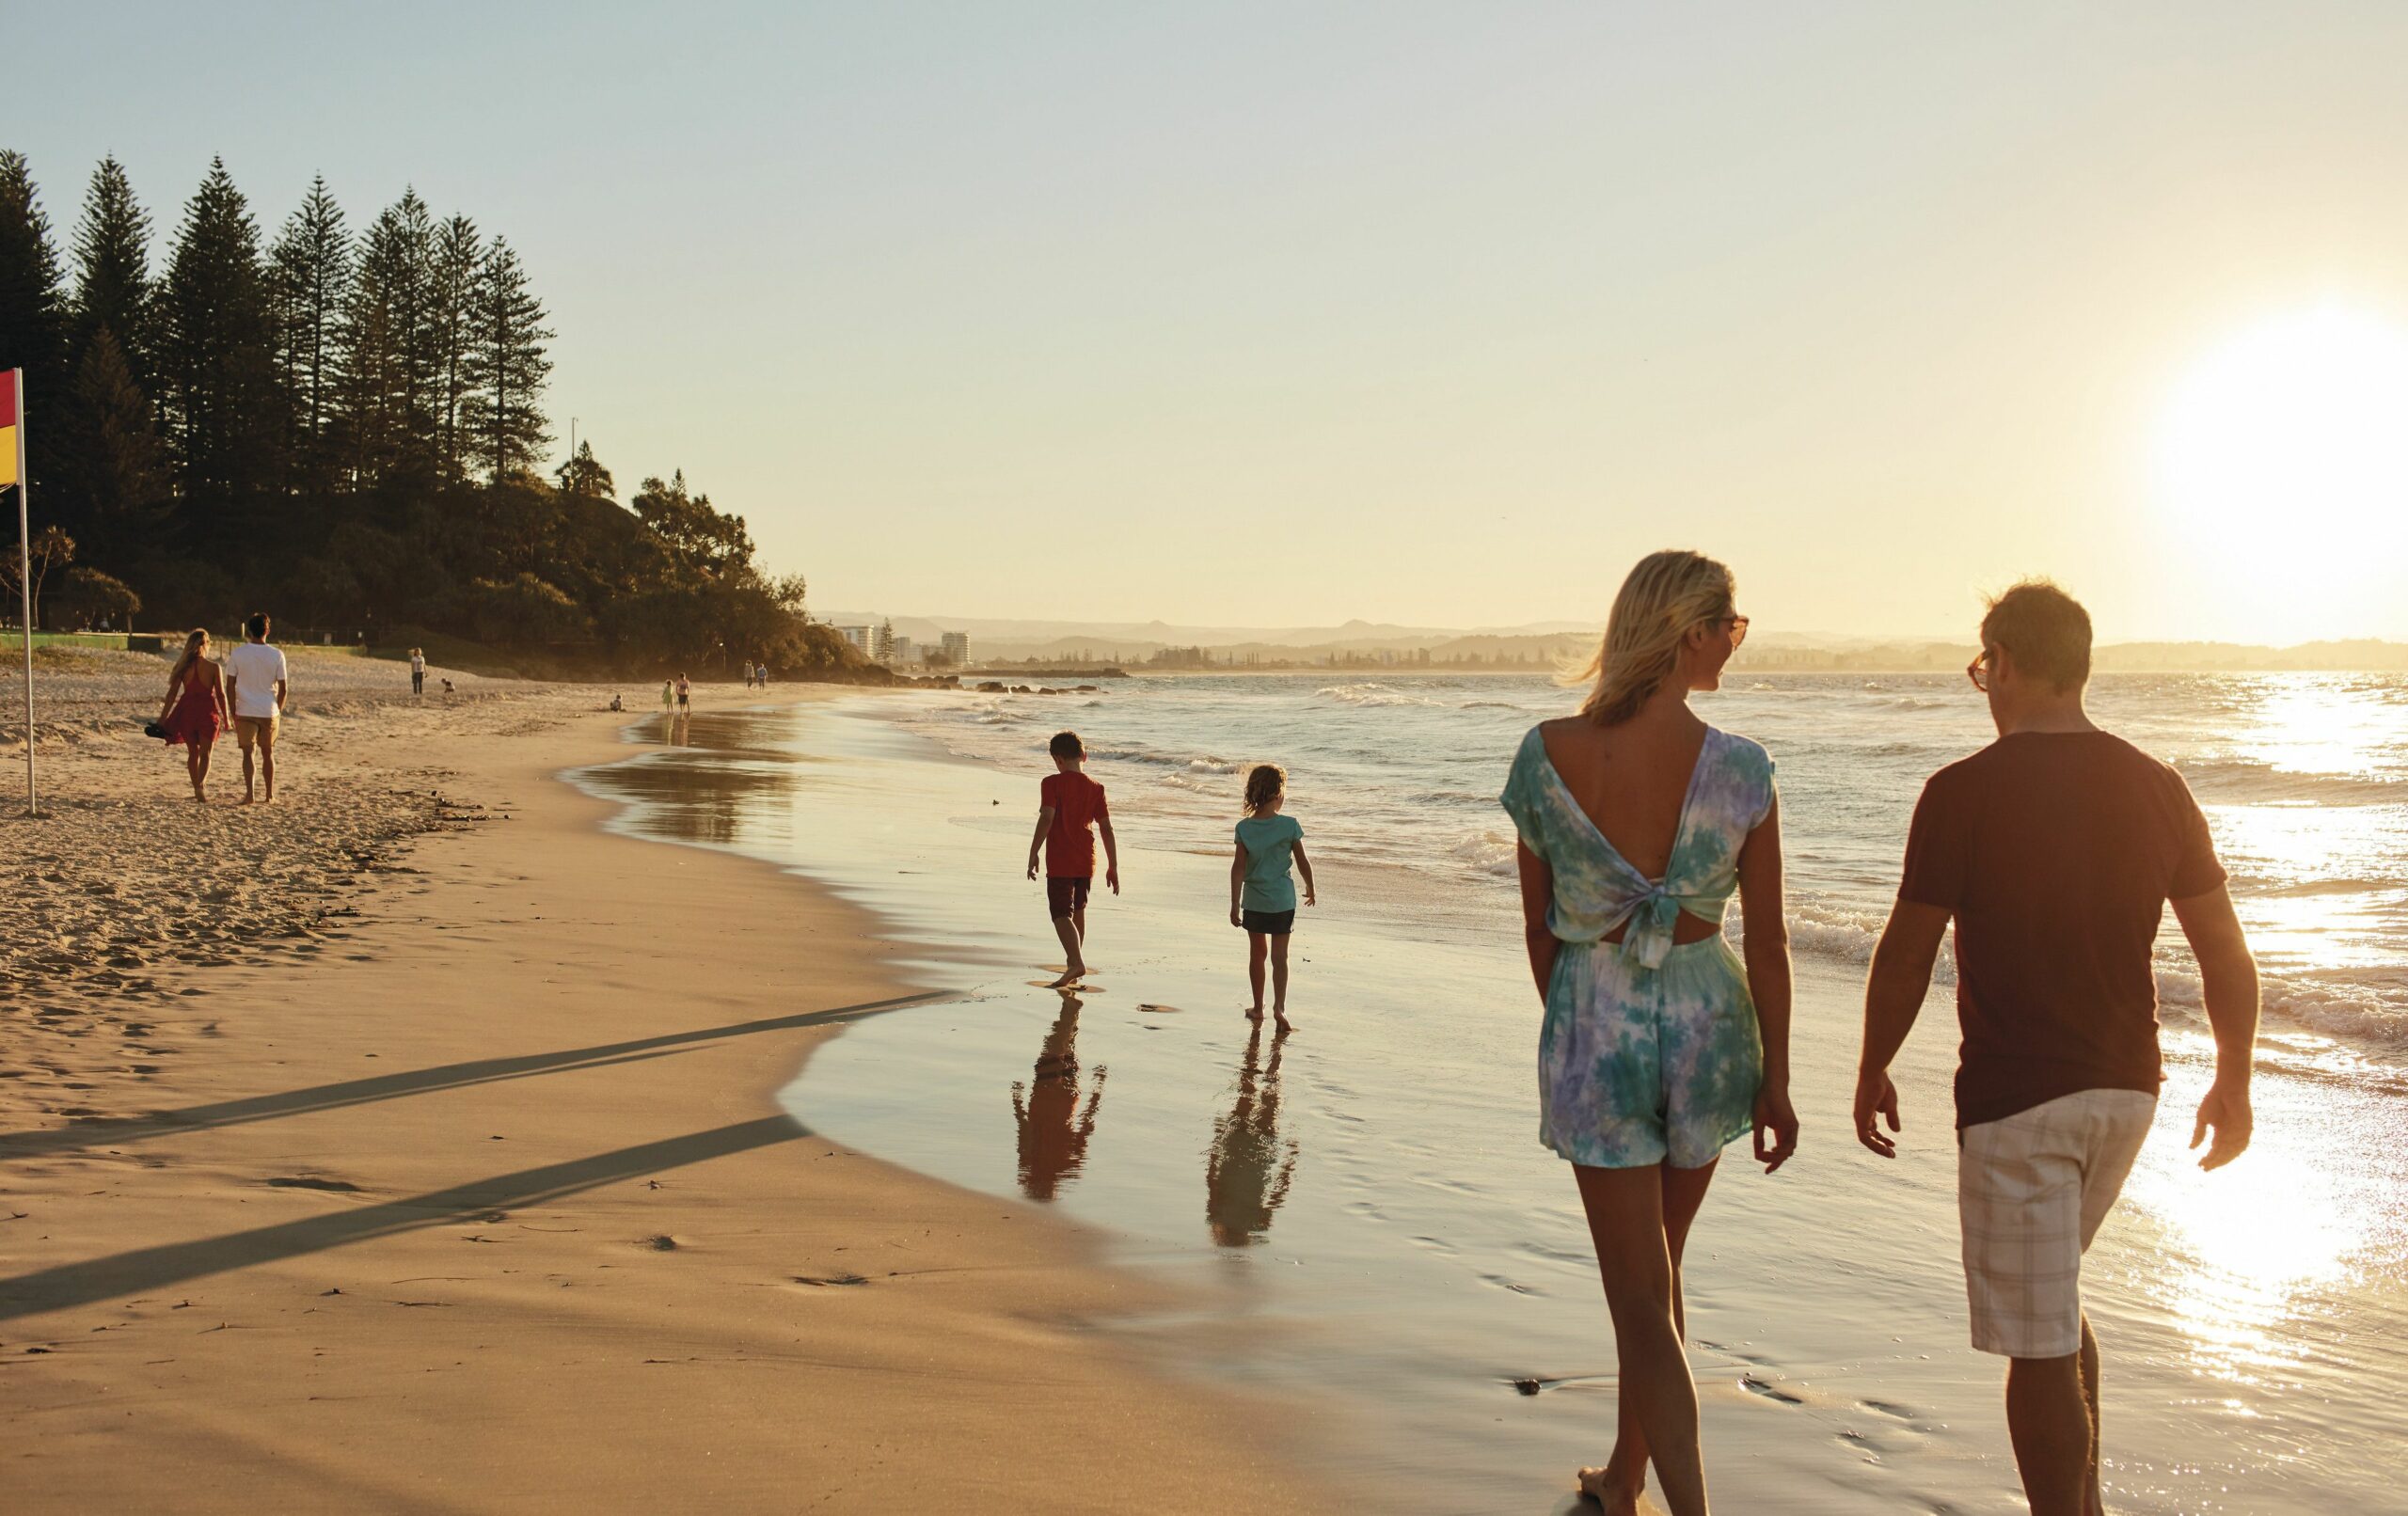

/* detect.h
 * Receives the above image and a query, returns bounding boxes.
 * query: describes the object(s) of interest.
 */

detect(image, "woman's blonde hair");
[1570,550,1736,726]
[1243,763,1285,814]
[167,627,210,687]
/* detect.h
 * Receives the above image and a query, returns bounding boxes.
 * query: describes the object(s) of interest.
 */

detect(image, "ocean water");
[579,672,2408,1514]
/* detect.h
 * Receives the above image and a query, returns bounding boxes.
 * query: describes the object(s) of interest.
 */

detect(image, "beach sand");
[0,655,1329,1512]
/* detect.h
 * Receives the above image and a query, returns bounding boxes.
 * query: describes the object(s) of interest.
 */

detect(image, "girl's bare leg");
[1270,934,1292,1027]
[1245,933,1267,1018]
[1572,1161,1715,1516]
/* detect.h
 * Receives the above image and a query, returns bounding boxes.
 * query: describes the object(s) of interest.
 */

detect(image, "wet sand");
[0,663,1330,1512]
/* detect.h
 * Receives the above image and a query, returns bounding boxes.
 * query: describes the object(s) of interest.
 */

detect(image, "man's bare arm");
[2171,885,2259,1170]
[1855,900,1950,1157]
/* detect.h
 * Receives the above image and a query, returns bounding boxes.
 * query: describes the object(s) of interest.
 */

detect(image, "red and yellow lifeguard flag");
[0,370,18,488]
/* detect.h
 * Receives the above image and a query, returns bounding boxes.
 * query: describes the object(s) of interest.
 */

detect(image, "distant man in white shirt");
[224,611,290,805]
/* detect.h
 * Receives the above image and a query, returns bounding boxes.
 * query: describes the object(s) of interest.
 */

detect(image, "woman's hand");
[1752,1080,1799,1173]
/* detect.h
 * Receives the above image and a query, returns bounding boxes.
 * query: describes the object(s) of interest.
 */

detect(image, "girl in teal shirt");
[1229,764,1316,1028]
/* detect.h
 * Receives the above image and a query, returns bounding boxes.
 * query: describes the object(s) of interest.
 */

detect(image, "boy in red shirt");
[1026,731,1120,987]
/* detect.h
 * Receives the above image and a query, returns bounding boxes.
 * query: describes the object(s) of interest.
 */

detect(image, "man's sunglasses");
[1967,648,1992,692]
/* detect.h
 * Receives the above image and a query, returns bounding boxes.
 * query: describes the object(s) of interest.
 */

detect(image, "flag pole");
[13,368,33,817]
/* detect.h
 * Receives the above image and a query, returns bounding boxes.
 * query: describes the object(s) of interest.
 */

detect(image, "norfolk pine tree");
[465,238,551,482]
[0,150,71,499]
[156,158,286,544]
[269,175,350,499]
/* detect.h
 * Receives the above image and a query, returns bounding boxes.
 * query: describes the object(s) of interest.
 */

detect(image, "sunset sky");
[22,2,2408,642]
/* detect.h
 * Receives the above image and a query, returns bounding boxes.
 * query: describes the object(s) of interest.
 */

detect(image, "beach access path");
[0,662,1327,1513]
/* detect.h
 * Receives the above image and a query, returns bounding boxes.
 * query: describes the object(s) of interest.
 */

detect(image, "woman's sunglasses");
[1723,614,1750,650]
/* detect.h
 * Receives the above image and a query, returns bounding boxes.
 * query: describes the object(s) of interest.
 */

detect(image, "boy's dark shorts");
[1046,876,1092,920]
[1240,908,1296,937]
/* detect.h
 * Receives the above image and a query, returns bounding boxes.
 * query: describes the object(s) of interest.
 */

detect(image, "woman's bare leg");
[1573,1161,1713,1516]
[1584,1160,1719,1511]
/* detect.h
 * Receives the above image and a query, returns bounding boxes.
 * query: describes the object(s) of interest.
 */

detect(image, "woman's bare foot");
[1577,1463,1646,1514]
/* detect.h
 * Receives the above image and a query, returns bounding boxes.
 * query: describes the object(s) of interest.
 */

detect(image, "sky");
[17,1,2408,643]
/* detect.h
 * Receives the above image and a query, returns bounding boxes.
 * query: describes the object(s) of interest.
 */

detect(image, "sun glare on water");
[2154,305,2408,630]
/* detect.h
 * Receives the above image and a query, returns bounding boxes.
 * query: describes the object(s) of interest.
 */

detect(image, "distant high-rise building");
[835,624,873,654]
[941,631,971,665]
[891,635,915,665]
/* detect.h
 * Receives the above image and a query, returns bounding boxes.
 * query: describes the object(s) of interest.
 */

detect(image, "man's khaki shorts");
[233,715,278,751]
[1958,1088,2157,1359]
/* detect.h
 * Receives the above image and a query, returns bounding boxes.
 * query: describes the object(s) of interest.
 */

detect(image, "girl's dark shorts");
[1046,876,1092,920]
[1240,908,1296,936]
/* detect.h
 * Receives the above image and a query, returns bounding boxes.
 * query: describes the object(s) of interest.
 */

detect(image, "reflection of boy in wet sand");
[1207,1024,1298,1248]
[1011,997,1107,1202]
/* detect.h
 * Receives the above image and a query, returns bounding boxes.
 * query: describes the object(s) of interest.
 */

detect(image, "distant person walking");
[1855,580,2260,1516]
[1025,731,1118,987]
[1499,550,1796,1516]
[675,673,691,711]
[409,646,426,696]
[1228,764,1315,1028]
[660,679,674,714]
[742,659,755,689]
[155,628,232,802]
[756,662,769,687]
[224,612,290,806]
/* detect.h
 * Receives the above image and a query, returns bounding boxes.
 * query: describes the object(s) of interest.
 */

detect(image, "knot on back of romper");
[1617,890,1681,971]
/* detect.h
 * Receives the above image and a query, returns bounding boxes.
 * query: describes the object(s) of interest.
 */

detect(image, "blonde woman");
[1498,549,1797,1516]
[156,628,232,801]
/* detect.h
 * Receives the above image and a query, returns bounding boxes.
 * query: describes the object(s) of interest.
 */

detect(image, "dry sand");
[0,649,1329,1512]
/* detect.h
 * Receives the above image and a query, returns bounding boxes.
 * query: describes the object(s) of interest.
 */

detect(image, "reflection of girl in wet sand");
[1206,1024,1298,1247]
[1011,996,1107,1202]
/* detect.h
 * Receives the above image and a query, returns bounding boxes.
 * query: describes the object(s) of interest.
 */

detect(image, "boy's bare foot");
[1576,1463,1646,1514]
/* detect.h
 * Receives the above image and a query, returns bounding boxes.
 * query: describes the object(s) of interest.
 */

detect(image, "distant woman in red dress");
[157,627,231,801]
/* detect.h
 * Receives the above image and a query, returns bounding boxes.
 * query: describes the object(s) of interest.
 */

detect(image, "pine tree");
[268,175,350,497]
[156,158,284,541]
[71,155,152,385]
[429,213,482,482]
[554,437,614,500]
[337,188,437,492]
[0,150,70,496]
[465,238,552,482]
[62,328,166,566]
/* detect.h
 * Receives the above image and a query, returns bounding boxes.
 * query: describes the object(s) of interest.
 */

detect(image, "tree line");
[0,150,871,679]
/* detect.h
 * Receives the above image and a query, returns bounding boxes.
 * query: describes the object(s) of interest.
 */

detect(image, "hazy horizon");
[21,2,2408,642]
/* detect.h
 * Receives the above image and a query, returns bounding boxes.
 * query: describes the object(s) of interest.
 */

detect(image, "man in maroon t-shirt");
[1025,730,1119,987]
[1855,581,2259,1516]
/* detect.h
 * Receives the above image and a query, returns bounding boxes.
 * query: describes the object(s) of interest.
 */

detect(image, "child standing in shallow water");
[1230,764,1316,1028]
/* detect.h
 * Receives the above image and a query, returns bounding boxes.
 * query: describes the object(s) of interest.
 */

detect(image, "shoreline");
[0,677,1333,1512]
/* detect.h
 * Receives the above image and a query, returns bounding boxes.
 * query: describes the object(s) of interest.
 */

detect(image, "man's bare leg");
[240,737,257,804]
[2080,1315,2107,1516]
[2005,1347,2093,1516]
[258,732,277,802]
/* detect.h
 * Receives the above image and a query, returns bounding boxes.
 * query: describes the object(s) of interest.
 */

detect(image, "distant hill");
[814,611,2408,672]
